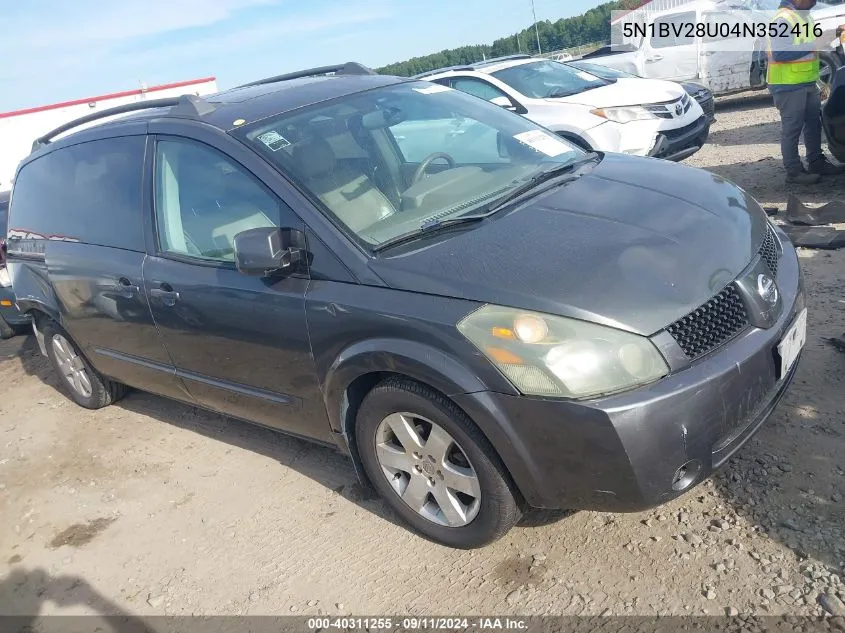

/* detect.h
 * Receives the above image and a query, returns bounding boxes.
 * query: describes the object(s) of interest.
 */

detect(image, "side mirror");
[233,227,304,278]
[490,96,515,110]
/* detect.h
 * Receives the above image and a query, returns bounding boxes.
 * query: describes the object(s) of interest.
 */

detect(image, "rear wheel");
[355,378,521,548]
[42,320,127,409]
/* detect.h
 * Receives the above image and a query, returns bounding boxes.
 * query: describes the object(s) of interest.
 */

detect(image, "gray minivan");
[5,63,805,548]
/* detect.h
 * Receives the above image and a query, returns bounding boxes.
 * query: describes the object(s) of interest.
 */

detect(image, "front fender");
[322,338,493,433]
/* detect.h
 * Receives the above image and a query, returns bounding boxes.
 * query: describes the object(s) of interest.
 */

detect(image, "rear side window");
[9,136,146,251]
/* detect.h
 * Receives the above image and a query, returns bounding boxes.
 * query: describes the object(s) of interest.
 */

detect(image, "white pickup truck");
[582,0,845,97]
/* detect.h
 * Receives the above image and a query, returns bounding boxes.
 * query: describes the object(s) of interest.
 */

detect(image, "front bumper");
[0,285,28,326]
[453,227,805,512]
[648,114,711,162]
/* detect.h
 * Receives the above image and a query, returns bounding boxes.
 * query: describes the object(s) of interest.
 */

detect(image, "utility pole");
[530,0,542,54]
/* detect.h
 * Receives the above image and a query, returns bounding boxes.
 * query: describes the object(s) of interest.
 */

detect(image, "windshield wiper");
[484,152,599,214]
[373,152,599,253]
[372,214,489,253]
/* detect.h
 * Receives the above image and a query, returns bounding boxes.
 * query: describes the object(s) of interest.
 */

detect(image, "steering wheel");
[411,152,456,185]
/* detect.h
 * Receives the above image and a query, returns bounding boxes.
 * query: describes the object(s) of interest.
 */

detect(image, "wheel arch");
[322,339,531,505]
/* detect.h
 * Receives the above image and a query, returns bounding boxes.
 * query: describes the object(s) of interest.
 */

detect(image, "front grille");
[697,95,715,120]
[667,285,750,360]
[760,225,780,275]
[646,95,689,119]
[666,227,781,361]
[663,118,706,140]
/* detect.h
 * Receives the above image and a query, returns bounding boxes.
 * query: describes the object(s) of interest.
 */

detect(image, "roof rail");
[410,66,475,79]
[471,54,534,68]
[236,62,378,88]
[30,94,215,152]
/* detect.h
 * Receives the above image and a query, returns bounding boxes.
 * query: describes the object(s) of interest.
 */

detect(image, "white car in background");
[415,55,710,162]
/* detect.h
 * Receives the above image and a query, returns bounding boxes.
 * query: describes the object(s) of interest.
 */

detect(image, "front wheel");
[41,320,127,409]
[355,378,522,548]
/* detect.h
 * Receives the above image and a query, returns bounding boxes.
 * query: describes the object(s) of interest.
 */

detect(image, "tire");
[41,320,127,409]
[355,377,522,549]
[0,315,14,340]
[818,51,841,104]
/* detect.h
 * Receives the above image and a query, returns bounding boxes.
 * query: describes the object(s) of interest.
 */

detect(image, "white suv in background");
[417,55,710,162]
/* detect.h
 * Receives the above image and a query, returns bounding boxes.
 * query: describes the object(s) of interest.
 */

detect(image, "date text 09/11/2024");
[306,617,529,630]
[621,21,823,40]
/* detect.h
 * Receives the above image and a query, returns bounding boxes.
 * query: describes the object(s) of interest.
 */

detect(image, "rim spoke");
[442,463,481,498]
[375,412,481,527]
[76,370,92,396]
[431,487,466,526]
[376,443,413,472]
[401,474,429,513]
[424,425,453,465]
[384,413,424,452]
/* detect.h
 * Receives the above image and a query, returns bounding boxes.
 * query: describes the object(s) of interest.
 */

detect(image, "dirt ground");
[1,93,845,620]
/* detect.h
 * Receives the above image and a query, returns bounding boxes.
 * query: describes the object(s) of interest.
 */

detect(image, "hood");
[556,77,685,108]
[369,154,769,336]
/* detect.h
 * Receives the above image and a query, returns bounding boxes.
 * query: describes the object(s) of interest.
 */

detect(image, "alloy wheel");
[374,412,481,527]
[52,334,93,398]
[819,59,833,104]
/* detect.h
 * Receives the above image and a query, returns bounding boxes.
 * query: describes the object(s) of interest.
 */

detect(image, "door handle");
[115,277,140,298]
[149,283,180,307]
[646,54,664,62]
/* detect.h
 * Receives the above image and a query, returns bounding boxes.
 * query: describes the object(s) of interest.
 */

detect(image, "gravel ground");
[1,92,844,620]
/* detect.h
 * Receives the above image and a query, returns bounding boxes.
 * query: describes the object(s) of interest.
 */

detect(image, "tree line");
[376,0,643,77]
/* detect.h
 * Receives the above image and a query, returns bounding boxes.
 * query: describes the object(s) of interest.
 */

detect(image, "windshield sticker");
[413,84,452,94]
[575,71,598,81]
[257,131,291,151]
[513,130,571,157]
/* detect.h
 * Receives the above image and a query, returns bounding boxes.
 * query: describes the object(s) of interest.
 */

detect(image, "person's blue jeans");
[772,85,823,175]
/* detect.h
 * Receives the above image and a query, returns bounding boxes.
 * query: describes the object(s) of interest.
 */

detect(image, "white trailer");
[0,77,218,192]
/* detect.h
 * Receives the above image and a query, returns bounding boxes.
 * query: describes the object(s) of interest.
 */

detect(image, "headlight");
[457,305,669,399]
[0,267,10,288]
[590,106,657,123]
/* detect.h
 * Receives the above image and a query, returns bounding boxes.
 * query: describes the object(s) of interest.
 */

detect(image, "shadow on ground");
[3,334,407,530]
[0,567,155,631]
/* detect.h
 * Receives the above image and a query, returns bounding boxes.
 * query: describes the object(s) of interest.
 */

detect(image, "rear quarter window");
[9,136,146,251]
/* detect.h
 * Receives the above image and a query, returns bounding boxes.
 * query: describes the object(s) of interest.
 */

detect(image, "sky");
[0,0,605,112]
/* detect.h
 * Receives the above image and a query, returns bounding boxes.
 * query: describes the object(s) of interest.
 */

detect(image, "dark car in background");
[0,190,29,339]
[567,59,717,124]
[5,63,805,548]
[823,65,845,162]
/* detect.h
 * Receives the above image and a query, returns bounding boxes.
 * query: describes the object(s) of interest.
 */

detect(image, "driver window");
[154,139,289,262]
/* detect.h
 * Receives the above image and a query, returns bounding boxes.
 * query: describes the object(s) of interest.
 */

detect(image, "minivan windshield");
[490,60,612,99]
[242,82,585,249]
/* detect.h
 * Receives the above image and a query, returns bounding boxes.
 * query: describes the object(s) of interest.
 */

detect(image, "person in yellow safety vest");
[768,0,845,184]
